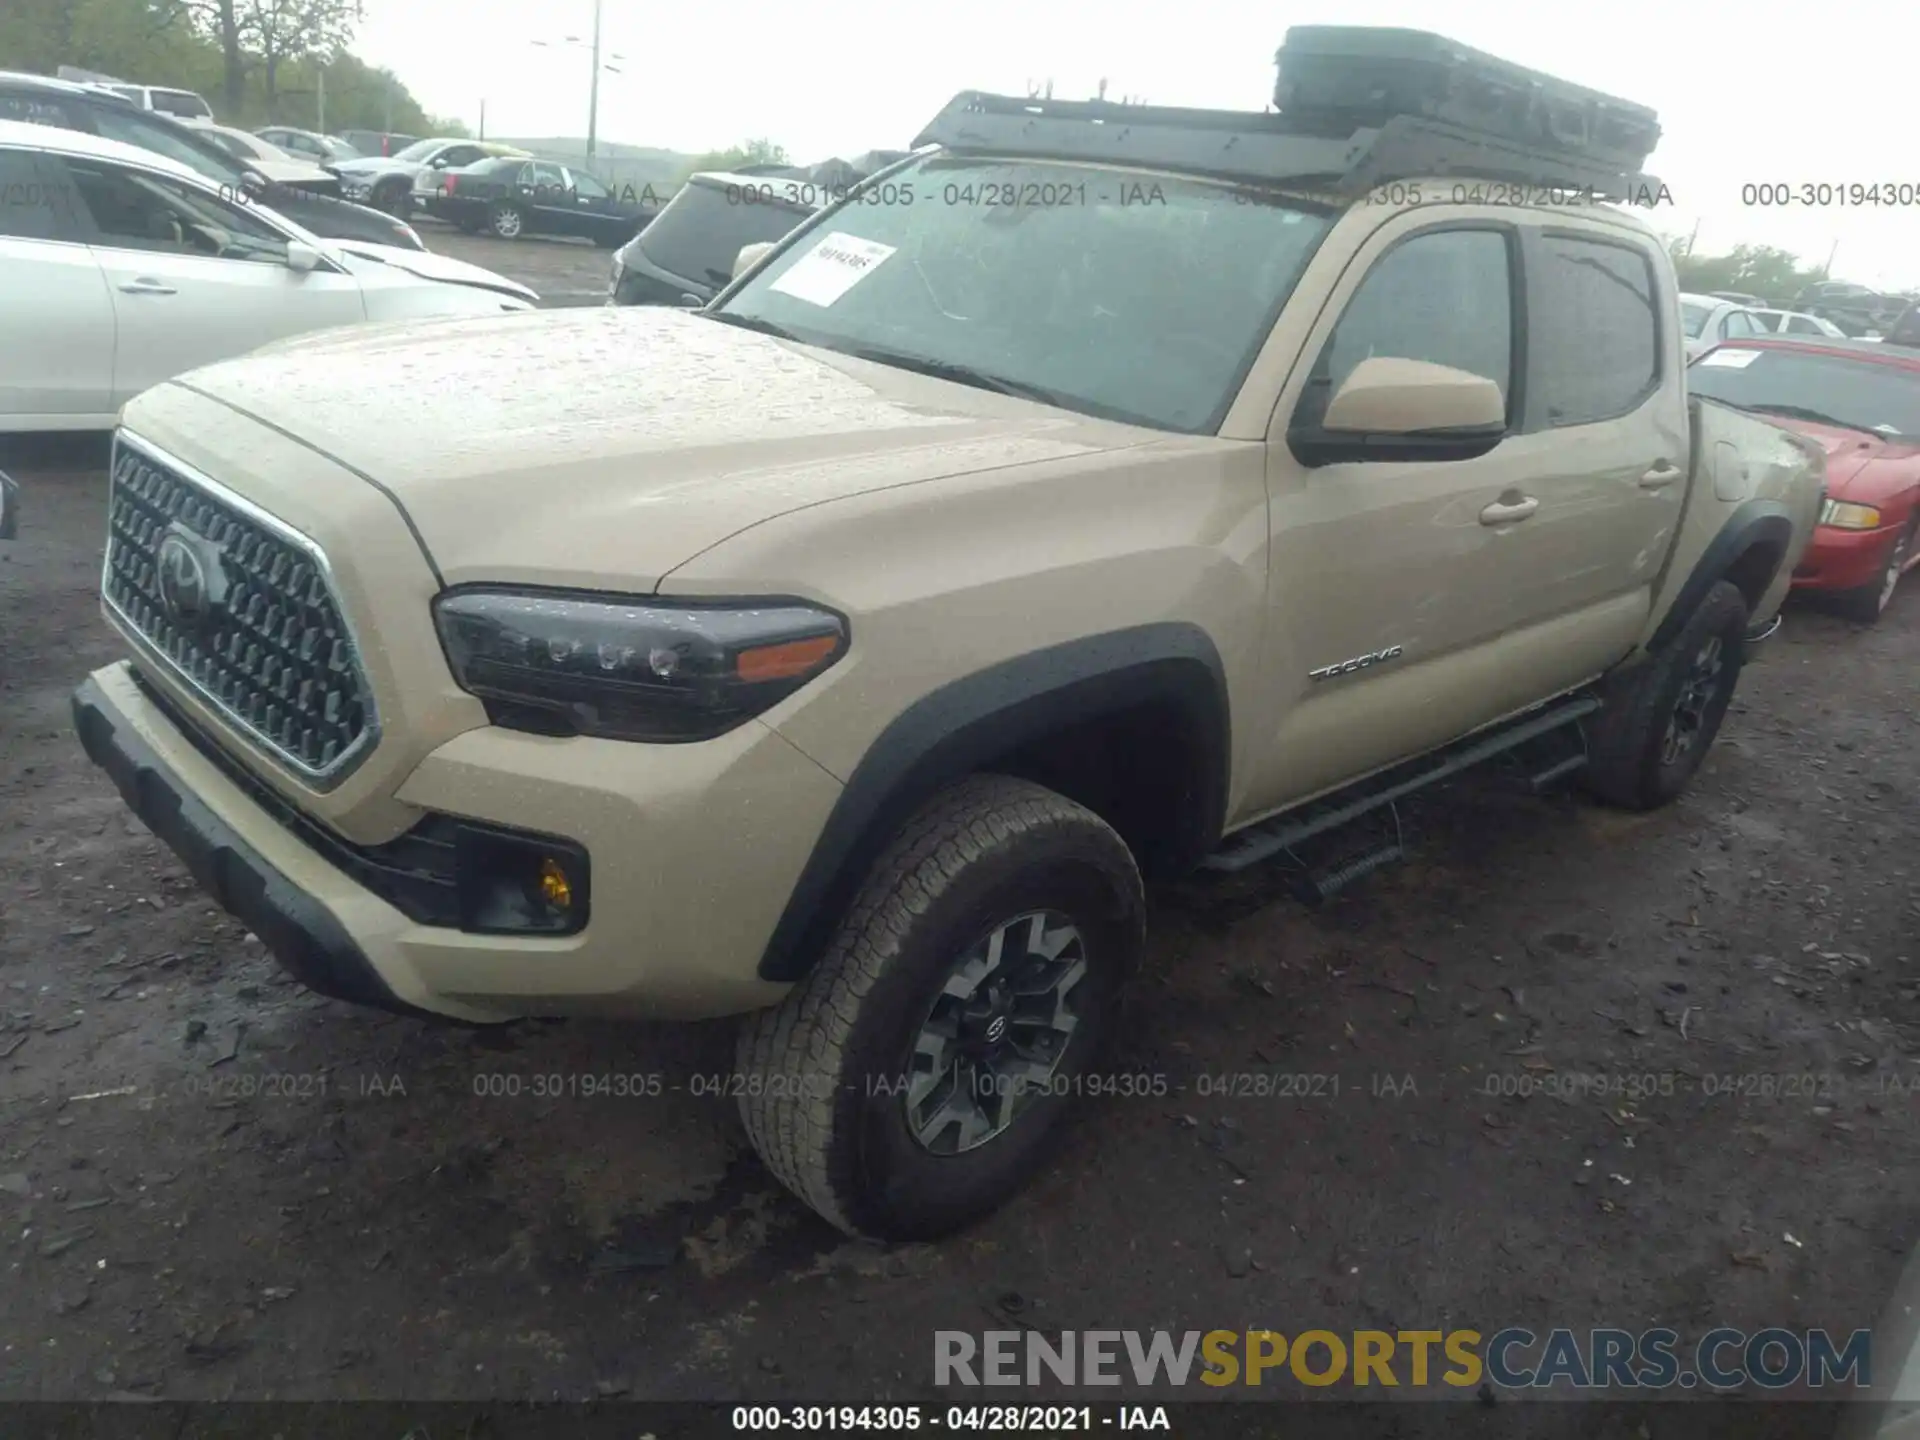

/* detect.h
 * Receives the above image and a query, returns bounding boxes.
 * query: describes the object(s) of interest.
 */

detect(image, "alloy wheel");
[1661,635,1725,767]
[904,911,1088,1155]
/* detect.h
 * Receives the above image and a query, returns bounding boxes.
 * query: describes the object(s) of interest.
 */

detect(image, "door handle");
[1480,494,1539,525]
[118,279,177,295]
[1639,461,1682,489]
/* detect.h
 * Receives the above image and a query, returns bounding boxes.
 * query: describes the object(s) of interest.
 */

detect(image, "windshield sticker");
[1698,349,1762,368]
[769,231,896,307]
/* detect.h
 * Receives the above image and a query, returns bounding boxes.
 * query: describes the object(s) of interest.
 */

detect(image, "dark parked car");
[0,469,18,540]
[256,125,359,165]
[609,169,821,306]
[1794,280,1908,338]
[0,72,425,250]
[425,156,659,246]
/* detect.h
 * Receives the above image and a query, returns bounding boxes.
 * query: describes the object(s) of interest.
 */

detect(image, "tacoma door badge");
[1308,644,1404,682]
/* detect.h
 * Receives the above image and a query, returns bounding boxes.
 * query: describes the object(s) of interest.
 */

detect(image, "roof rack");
[913,91,1662,203]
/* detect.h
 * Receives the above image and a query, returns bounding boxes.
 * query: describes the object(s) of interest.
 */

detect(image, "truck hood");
[165,306,1159,589]
[1764,416,1920,503]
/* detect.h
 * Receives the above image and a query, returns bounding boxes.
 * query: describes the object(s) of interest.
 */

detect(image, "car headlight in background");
[434,589,848,742]
[1820,499,1883,529]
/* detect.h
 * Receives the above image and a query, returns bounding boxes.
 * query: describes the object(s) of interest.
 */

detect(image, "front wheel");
[487,201,525,239]
[1834,517,1916,623]
[736,775,1145,1241]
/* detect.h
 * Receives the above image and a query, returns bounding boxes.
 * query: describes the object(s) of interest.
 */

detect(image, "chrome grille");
[102,435,376,784]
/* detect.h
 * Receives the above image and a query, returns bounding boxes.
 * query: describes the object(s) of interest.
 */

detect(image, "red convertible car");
[1689,335,1920,622]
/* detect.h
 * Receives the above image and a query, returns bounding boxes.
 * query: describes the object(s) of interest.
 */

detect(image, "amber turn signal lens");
[539,857,573,910]
[735,633,840,683]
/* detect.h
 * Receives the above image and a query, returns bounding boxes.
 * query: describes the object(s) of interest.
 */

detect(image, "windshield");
[640,179,816,287]
[390,139,442,163]
[1679,301,1712,338]
[713,155,1334,432]
[89,104,239,186]
[1690,345,1920,437]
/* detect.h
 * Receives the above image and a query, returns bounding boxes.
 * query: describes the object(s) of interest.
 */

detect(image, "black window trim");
[1520,224,1664,431]
[1287,215,1528,438]
[53,150,343,271]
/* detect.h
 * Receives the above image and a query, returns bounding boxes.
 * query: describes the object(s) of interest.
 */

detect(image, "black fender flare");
[757,623,1231,983]
[1648,499,1795,653]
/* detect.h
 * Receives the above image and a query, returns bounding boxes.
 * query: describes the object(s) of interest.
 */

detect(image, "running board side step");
[1202,695,1601,877]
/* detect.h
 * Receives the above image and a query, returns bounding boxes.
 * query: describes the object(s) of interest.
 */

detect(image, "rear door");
[562,168,626,243]
[1501,223,1683,657]
[0,146,118,426]
[523,161,575,236]
[60,155,365,405]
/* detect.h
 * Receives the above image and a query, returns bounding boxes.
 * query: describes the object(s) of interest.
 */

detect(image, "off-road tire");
[487,202,524,239]
[1834,515,1916,623]
[736,775,1145,1241]
[1582,580,1749,811]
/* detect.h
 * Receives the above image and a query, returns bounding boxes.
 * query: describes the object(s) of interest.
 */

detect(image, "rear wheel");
[487,202,524,239]
[1834,516,1916,623]
[736,775,1145,1241]
[1583,581,1749,811]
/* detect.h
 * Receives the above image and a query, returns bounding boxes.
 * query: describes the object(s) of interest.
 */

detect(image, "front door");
[1244,209,1674,819]
[55,155,365,406]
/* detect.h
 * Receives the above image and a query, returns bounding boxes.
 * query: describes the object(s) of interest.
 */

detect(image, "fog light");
[539,857,573,910]
[452,824,590,935]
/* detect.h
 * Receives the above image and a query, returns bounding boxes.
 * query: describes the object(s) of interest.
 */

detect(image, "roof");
[1712,335,1920,371]
[0,116,205,183]
[913,89,1664,201]
[1678,293,1741,307]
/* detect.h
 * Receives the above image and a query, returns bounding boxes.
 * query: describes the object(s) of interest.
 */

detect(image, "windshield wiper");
[703,311,801,339]
[1748,403,1884,438]
[829,345,1073,407]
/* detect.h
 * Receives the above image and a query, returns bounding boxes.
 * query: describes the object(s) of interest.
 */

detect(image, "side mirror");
[240,169,268,196]
[1292,356,1507,467]
[285,240,323,273]
[677,292,705,308]
[733,241,776,278]
[0,470,19,541]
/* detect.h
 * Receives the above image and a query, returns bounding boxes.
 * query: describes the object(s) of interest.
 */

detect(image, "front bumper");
[72,660,841,1022]
[73,670,439,1020]
[1791,523,1903,592]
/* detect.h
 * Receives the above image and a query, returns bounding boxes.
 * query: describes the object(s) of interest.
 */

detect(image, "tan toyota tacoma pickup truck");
[71,35,1823,1240]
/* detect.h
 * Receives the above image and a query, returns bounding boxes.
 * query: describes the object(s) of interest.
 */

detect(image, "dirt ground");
[2,246,1918,1432]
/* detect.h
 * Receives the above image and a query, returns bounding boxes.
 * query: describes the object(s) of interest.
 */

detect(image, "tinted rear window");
[151,90,211,118]
[638,181,812,286]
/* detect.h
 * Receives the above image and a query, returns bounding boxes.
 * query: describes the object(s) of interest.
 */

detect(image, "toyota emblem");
[155,523,227,629]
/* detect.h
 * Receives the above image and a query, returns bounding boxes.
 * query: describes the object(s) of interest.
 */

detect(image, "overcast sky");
[356,0,1920,288]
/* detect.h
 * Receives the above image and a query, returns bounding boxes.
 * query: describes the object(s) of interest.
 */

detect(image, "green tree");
[676,137,790,181]
[1668,240,1823,306]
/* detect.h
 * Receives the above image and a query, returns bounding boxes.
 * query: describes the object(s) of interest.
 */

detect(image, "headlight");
[1820,499,1883,529]
[434,588,848,742]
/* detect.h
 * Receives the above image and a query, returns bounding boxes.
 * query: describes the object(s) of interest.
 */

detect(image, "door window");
[528,161,568,197]
[1528,234,1660,426]
[439,145,485,168]
[568,170,610,199]
[63,159,290,264]
[0,148,86,241]
[1295,227,1514,428]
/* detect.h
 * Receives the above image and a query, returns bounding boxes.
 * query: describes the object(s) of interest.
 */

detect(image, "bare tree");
[167,0,247,112]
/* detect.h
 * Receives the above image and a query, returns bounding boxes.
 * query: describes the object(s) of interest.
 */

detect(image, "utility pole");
[1823,239,1839,278]
[586,0,602,161]
[316,67,326,132]
[478,98,486,140]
